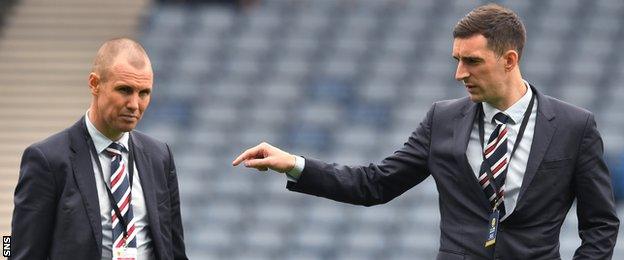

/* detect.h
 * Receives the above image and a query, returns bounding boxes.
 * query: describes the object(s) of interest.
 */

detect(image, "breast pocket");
[535,158,574,192]
[538,158,573,170]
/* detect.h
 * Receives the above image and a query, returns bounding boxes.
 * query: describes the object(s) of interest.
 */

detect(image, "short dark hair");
[453,3,526,60]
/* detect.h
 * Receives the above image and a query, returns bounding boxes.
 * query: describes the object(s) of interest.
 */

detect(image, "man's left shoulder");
[131,130,171,155]
[541,94,594,125]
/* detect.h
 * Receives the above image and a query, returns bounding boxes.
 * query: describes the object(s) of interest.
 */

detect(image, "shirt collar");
[482,80,533,125]
[85,110,129,154]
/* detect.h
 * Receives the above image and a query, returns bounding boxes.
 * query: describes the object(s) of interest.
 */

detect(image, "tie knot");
[105,142,127,157]
[492,112,511,124]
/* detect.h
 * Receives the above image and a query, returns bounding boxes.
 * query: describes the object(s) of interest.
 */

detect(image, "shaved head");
[92,37,151,82]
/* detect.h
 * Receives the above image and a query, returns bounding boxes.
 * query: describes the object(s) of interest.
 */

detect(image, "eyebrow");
[114,84,151,92]
[114,84,132,89]
[453,55,484,62]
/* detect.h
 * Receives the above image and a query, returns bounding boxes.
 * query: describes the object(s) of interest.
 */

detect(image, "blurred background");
[1,0,624,259]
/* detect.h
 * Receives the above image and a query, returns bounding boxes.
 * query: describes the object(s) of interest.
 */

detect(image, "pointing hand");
[232,142,296,173]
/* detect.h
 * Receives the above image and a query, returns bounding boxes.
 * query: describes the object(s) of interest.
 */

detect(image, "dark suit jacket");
[287,86,619,259]
[11,118,187,260]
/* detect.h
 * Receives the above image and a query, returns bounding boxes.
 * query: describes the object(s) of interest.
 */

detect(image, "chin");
[116,124,136,133]
[468,94,483,103]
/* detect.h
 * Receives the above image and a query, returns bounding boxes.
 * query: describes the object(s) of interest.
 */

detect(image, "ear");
[88,72,100,95]
[503,50,519,72]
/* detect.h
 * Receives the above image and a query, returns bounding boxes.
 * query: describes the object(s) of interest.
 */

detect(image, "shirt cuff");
[285,155,305,182]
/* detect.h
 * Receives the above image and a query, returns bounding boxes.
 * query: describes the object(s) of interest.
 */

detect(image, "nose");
[455,62,469,82]
[127,93,139,111]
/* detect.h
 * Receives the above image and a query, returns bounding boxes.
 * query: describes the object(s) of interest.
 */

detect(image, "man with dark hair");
[233,4,619,259]
[12,38,188,260]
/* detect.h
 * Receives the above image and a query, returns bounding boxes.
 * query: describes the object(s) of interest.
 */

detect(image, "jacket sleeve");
[286,103,435,206]
[11,145,58,260]
[166,144,188,260]
[573,113,620,259]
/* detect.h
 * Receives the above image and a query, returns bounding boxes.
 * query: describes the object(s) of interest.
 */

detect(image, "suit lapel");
[68,118,103,253]
[131,133,164,256]
[515,86,556,209]
[452,101,491,211]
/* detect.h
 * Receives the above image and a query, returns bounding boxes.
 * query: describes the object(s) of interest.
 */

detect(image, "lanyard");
[478,92,535,210]
[87,134,135,240]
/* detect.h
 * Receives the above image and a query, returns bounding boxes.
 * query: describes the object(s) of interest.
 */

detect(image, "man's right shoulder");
[430,96,473,116]
[25,125,74,156]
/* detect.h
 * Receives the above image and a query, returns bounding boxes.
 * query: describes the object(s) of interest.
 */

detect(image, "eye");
[139,89,151,98]
[464,57,482,65]
[116,86,133,95]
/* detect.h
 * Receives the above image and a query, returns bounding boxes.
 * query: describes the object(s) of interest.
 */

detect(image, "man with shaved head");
[12,38,188,260]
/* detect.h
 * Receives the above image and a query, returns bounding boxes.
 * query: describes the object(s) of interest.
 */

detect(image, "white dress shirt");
[466,81,537,221]
[85,112,155,260]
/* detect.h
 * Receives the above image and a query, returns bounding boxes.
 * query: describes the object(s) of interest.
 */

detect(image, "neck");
[488,77,527,111]
[88,108,123,141]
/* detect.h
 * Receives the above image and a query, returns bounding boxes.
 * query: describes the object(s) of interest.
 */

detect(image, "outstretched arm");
[233,104,436,206]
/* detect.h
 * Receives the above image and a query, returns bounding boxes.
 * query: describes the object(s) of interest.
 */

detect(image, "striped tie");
[478,112,511,217]
[105,142,137,249]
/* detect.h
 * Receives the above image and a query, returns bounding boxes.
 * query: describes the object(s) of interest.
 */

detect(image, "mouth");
[120,115,139,121]
[464,84,479,94]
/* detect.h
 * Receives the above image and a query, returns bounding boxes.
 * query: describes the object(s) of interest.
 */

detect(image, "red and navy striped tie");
[478,112,511,217]
[105,142,137,249]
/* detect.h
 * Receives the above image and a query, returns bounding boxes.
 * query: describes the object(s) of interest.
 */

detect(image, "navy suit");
[287,86,619,259]
[12,118,187,260]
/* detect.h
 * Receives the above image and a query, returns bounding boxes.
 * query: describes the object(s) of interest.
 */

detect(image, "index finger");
[232,145,262,166]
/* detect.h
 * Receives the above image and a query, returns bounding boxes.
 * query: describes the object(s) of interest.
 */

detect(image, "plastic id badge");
[113,247,137,260]
[484,209,499,247]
